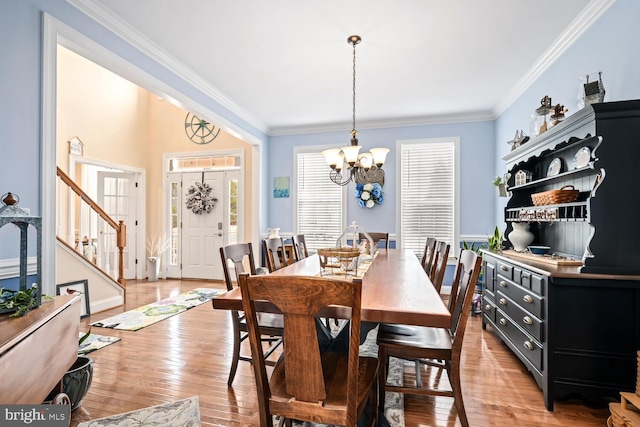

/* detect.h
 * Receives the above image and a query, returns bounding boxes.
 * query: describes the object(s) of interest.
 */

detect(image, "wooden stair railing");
[56,167,126,286]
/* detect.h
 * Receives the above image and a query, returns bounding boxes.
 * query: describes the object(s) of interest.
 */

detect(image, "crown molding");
[268,110,496,136]
[66,0,269,134]
[493,0,616,117]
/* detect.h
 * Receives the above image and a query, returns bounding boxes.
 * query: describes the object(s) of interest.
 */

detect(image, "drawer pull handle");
[523,316,533,325]
[485,304,492,311]
[499,318,507,326]
[499,281,507,287]
[524,341,534,351]
[523,295,533,304]
[499,298,506,306]
[500,265,509,271]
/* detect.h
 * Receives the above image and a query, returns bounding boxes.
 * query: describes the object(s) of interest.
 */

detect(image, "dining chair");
[263,237,291,272]
[430,241,451,294]
[376,249,482,427]
[291,234,309,262]
[358,232,389,249]
[219,243,284,386]
[238,273,378,427]
[420,237,437,275]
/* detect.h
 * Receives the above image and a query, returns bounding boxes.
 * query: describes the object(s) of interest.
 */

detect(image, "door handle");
[217,232,223,237]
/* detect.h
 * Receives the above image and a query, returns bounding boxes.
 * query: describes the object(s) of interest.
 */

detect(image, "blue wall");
[268,120,496,237]
[495,0,640,225]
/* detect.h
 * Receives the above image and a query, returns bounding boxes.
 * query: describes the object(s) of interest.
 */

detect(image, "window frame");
[395,137,460,260]
[293,145,347,253]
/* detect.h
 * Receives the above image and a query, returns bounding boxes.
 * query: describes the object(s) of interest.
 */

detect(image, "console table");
[0,294,80,403]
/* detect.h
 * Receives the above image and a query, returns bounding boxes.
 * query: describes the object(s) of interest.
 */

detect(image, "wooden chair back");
[239,273,376,427]
[421,237,437,275]
[262,237,290,272]
[219,243,284,386]
[430,241,450,293]
[291,234,309,262]
[220,243,256,291]
[449,249,482,339]
[358,232,389,249]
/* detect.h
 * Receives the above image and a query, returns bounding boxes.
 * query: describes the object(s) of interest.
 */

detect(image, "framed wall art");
[274,176,290,198]
[57,279,90,318]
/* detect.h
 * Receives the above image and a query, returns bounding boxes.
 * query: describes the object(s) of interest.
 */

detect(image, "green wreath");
[185,182,217,214]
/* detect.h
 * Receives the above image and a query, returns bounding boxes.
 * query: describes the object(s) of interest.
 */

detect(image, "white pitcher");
[267,228,280,239]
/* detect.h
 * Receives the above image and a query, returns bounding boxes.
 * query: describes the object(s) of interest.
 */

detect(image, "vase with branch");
[146,234,171,281]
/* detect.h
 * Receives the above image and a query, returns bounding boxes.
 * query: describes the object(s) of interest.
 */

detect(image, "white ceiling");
[75,0,610,135]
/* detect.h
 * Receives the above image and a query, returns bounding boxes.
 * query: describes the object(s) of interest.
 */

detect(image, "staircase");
[56,167,126,313]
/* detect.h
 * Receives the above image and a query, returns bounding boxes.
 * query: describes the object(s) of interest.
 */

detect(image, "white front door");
[97,171,137,279]
[181,171,224,279]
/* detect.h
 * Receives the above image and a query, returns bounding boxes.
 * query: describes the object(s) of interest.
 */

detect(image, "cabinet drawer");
[483,288,495,304]
[496,276,543,319]
[497,261,513,280]
[514,267,545,296]
[483,297,497,324]
[496,290,543,342]
[496,310,543,372]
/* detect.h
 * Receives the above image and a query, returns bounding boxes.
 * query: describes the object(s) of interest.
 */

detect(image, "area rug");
[78,332,121,355]
[78,396,200,427]
[90,288,223,331]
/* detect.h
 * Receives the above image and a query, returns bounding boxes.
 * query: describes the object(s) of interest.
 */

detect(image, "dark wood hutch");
[482,100,640,410]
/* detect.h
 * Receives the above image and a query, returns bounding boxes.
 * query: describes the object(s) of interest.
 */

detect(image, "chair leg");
[378,346,388,410]
[369,376,378,427]
[227,313,241,386]
[449,360,469,427]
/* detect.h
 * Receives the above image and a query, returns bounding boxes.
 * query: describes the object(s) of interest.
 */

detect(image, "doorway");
[164,152,243,280]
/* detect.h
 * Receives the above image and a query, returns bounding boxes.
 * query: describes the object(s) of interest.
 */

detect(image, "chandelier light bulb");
[370,147,390,167]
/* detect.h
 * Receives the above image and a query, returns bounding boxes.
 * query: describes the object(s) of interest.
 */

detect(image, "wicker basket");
[531,185,579,206]
[317,247,360,275]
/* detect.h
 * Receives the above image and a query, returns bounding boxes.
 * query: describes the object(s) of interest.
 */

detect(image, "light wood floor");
[70,279,611,426]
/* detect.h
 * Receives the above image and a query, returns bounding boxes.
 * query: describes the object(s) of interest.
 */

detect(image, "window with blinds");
[398,138,458,258]
[295,149,345,253]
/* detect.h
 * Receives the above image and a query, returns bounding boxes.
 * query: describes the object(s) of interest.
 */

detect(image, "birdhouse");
[514,170,533,186]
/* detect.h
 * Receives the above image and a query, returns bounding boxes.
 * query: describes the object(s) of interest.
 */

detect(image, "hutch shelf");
[482,100,640,411]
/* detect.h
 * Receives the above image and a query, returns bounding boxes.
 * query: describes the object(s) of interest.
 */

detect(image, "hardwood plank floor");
[70,279,611,426]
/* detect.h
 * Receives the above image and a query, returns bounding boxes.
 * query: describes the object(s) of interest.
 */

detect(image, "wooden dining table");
[212,248,451,328]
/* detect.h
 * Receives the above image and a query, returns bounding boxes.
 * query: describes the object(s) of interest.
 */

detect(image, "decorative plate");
[572,147,591,169]
[547,158,562,177]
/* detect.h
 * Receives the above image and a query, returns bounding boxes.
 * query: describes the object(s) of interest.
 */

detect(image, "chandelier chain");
[352,40,357,137]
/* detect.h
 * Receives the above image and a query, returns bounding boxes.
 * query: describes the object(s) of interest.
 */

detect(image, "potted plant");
[487,226,505,251]
[146,233,171,281]
[492,175,510,197]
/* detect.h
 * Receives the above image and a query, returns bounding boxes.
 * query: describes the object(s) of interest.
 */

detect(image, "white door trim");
[69,155,146,279]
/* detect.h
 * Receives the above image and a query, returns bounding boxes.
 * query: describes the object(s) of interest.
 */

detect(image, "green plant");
[79,327,92,347]
[487,226,504,251]
[492,176,504,186]
[462,241,487,255]
[0,284,39,317]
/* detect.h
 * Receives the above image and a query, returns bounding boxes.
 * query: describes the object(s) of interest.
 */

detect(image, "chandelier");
[321,35,389,186]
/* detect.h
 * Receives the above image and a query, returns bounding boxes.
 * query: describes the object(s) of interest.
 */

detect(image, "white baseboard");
[90,295,124,315]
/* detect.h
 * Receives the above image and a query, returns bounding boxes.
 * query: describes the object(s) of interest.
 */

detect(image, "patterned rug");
[90,288,223,331]
[78,396,200,427]
[78,332,121,355]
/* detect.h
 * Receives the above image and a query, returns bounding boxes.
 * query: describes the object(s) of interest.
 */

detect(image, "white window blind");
[295,151,344,252]
[399,140,456,257]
